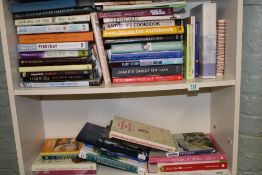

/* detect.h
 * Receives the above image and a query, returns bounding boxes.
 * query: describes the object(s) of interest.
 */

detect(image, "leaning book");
[32,155,96,175]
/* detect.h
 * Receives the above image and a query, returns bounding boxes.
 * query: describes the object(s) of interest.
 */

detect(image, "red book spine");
[112,75,183,83]
[97,8,174,18]
[158,162,228,172]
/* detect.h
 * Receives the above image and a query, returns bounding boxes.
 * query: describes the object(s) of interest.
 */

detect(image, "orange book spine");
[18,32,94,44]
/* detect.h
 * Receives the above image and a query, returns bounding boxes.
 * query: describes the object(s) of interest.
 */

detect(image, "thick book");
[90,13,111,85]
[19,50,90,59]
[104,35,183,45]
[79,144,146,175]
[18,32,94,44]
[102,1,186,11]
[18,57,92,67]
[17,23,89,34]
[15,14,90,26]
[109,58,183,67]
[103,15,174,23]
[191,2,217,79]
[112,75,183,83]
[17,42,89,52]
[39,138,83,160]
[109,116,176,152]
[109,50,183,61]
[19,64,92,73]
[111,64,183,78]
[76,122,149,161]
[98,8,173,18]
[110,41,183,54]
[32,155,96,172]
[11,0,77,13]
[102,26,185,38]
[13,6,94,20]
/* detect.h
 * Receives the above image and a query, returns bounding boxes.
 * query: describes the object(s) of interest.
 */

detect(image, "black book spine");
[20,70,91,77]
[111,65,183,78]
[13,6,94,20]
[19,57,92,67]
[103,35,184,46]
[22,74,92,82]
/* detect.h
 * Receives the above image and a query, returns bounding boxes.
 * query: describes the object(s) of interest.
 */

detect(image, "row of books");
[32,116,228,175]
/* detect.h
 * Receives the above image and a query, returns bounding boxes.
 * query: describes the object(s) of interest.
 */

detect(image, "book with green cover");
[111,41,183,54]
[109,116,176,152]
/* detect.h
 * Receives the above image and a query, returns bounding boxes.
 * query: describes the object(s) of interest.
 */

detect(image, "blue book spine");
[110,50,183,61]
[195,21,200,77]
[11,0,76,13]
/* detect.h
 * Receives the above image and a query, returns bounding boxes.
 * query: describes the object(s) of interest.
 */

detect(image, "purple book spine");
[19,52,45,59]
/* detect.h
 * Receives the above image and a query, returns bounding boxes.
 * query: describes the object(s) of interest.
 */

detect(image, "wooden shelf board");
[14,78,236,96]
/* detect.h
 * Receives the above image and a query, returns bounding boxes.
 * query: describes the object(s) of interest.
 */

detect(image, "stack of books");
[12,0,102,88]
[32,138,96,175]
[76,116,228,175]
[98,1,186,83]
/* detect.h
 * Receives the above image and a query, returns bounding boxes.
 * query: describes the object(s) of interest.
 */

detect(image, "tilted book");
[109,116,176,152]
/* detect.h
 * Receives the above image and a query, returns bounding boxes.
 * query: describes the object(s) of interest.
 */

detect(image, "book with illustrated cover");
[76,122,149,161]
[109,116,176,152]
[40,138,83,160]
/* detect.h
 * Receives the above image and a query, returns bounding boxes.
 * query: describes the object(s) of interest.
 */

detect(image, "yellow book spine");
[19,64,92,72]
[102,26,184,38]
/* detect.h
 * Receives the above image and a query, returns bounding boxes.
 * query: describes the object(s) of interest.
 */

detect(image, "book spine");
[11,0,76,13]
[103,20,175,30]
[21,70,91,77]
[146,169,229,175]
[166,149,217,157]
[95,1,152,6]
[104,35,183,45]
[19,64,92,73]
[148,153,227,163]
[41,154,78,160]
[216,19,226,76]
[17,24,89,34]
[158,162,228,172]
[109,58,183,67]
[20,81,91,88]
[90,13,111,85]
[111,41,183,54]
[19,57,91,67]
[103,26,184,38]
[33,170,96,175]
[111,65,183,78]
[195,21,200,77]
[19,50,90,59]
[18,32,94,44]
[17,42,89,52]
[112,75,183,83]
[13,6,94,20]
[22,74,92,82]
[103,15,174,23]
[98,8,173,18]
[79,148,144,175]
[183,24,194,80]
[110,51,183,61]
[15,14,90,26]
[109,131,175,152]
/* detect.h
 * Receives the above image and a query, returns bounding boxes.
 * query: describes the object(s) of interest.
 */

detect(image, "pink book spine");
[97,8,173,18]
[33,170,96,175]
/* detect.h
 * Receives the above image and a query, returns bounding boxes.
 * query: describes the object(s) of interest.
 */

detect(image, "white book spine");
[17,24,89,34]
[15,14,90,26]
[20,81,90,88]
[146,169,228,175]
[103,20,175,30]
[17,42,89,52]
[103,15,174,23]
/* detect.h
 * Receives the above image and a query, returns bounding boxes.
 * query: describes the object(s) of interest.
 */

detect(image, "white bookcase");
[0,0,243,175]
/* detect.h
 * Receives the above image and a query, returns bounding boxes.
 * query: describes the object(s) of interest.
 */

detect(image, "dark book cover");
[76,122,149,161]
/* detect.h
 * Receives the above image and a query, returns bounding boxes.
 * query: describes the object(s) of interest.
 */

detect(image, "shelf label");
[188,83,199,91]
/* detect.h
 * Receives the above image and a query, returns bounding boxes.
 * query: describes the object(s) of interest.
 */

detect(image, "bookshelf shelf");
[0,0,242,175]
[14,78,236,96]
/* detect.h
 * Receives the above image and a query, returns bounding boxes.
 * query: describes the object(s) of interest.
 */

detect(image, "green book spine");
[111,41,183,54]
[184,24,194,80]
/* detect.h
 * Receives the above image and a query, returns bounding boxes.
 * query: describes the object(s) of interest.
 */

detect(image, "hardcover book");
[112,75,183,83]
[109,116,176,152]
[76,122,149,161]
[40,138,83,160]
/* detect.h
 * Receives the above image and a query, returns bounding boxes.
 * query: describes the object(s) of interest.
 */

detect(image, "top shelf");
[14,77,235,96]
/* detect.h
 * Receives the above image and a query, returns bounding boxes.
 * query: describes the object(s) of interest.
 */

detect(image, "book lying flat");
[109,116,176,152]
